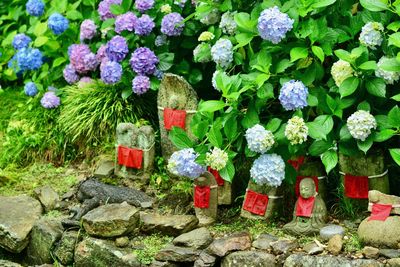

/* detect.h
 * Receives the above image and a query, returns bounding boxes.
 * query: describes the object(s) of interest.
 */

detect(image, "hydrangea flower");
[24,82,38,97]
[115,12,137,34]
[211,38,233,69]
[220,11,237,35]
[26,0,45,17]
[69,44,99,74]
[41,91,61,109]
[98,0,122,21]
[198,31,214,41]
[167,148,206,179]
[15,48,43,71]
[106,36,129,62]
[200,8,220,25]
[129,47,159,75]
[257,6,294,44]
[245,124,275,154]
[375,56,400,85]
[80,19,97,41]
[135,0,154,12]
[279,80,308,111]
[211,70,224,91]
[250,154,285,187]
[134,15,155,36]
[154,69,164,80]
[132,75,150,95]
[285,116,308,145]
[78,77,93,85]
[48,13,69,35]
[174,0,187,8]
[206,147,228,171]
[100,60,122,84]
[12,34,31,50]
[347,110,377,141]
[96,44,107,62]
[155,35,168,47]
[331,60,354,87]
[359,22,384,49]
[193,43,211,63]
[161,13,185,36]
[160,4,172,13]
[63,64,79,84]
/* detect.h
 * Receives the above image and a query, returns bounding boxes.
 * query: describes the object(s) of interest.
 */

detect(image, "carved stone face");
[116,123,138,147]
[168,93,186,110]
[299,178,316,199]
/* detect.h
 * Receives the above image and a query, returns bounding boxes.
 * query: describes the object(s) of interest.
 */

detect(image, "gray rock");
[252,234,279,250]
[74,237,141,267]
[207,231,251,257]
[303,242,323,255]
[221,251,276,267]
[270,239,298,255]
[26,218,63,265]
[173,227,212,249]
[34,185,60,212]
[0,260,22,267]
[140,212,198,236]
[94,160,115,178]
[283,254,384,267]
[380,249,400,259]
[194,251,217,267]
[327,235,343,256]
[155,245,201,262]
[115,237,130,248]
[82,202,139,238]
[150,261,180,267]
[387,258,400,267]
[54,231,80,265]
[320,225,345,241]
[0,195,42,253]
[358,216,400,248]
[362,246,379,259]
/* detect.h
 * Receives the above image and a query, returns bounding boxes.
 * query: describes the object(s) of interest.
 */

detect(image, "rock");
[173,227,212,249]
[193,251,217,267]
[94,160,115,178]
[368,190,400,215]
[387,258,400,267]
[380,249,400,259]
[270,239,298,255]
[155,245,201,262]
[207,231,251,257]
[0,195,42,253]
[54,231,80,266]
[74,237,141,267]
[362,246,380,259]
[115,237,130,248]
[150,261,180,267]
[82,202,139,238]
[252,234,279,250]
[283,254,384,267]
[0,260,22,267]
[327,235,343,256]
[34,185,60,212]
[320,225,345,240]
[140,212,198,236]
[221,251,276,267]
[26,218,63,265]
[61,190,75,200]
[303,242,323,255]
[358,216,400,248]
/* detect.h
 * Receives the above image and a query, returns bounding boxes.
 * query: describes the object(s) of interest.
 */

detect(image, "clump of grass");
[344,231,363,253]
[133,234,173,264]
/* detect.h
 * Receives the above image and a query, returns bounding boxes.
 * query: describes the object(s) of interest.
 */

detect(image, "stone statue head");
[168,93,186,109]
[299,178,316,199]
[116,123,138,147]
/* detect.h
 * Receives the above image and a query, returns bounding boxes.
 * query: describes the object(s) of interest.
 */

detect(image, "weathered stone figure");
[283,178,327,236]
[194,172,218,226]
[208,168,232,205]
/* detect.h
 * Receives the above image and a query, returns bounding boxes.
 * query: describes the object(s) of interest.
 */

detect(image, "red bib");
[208,167,224,186]
[369,203,392,221]
[243,190,269,216]
[194,185,210,208]
[295,176,319,197]
[287,156,305,171]
[163,108,186,130]
[117,146,143,169]
[296,196,315,217]
[344,174,369,199]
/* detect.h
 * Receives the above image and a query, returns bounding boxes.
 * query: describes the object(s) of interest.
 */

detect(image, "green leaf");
[391,94,400,101]
[235,33,254,48]
[388,21,400,32]
[375,129,396,142]
[257,83,274,99]
[312,0,336,8]
[66,10,83,20]
[309,140,332,156]
[360,0,389,11]
[224,116,238,141]
[358,61,377,70]
[334,49,352,62]
[207,125,223,148]
[357,135,374,154]
[121,88,132,100]
[307,94,318,107]
[198,100,226,113]
[266,118,282,133]
[101,18,116,30]
[109,4,124,15]
[169,127,193,149]
[321,150,338,173]
[34,22,47,36]
[241,103,259,128]
[311,46,324,62]
[53,57,66,68]
[234,12,256,33]
[366,78,386,98]
[121,0,132,11]
[290,47,308,62]
[275,59,293,73]
[307,122,327,140]
[219,160,235,182]
[339,77,359,98]
[34,36,48,47]
[388,106,400,128]
[389,32,400,48]
[380,57,400,72]
[158,53,175,71]
[390,149,400,166]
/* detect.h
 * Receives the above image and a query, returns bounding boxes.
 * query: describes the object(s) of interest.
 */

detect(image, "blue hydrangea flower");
[129,47,159,75]
[132,75,150,95]
[245,124,275,154]
[135,0,154,12]
[26,0,45,17]
[250,154,285,187]
[167,148,206,179]
[48,13,69,35]
[278,80,308,111]
[24,82,38,97]
[106,36,128,62]
[134,14,155,36]
[41,91,61,109]
[161,12,185,36]
[257,6,294,44]
[155,35,168,47]
[12,34,32,50]
[63,64,79,84]
[15,48,43,71]
[211,38,233,69]
[100,60,122,84]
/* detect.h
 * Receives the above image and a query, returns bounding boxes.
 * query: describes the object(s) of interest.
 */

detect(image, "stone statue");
[283,178,327,236]
[193,171,218,226]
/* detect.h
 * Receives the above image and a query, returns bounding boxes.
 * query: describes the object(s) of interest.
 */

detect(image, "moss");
[133,234,173,264]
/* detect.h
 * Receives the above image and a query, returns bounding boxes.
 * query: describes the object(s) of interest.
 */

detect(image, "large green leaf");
[366,78,386,98]
[169,127,193,149]
[290,47,308,62]
[321,150,338,173]
[339,77,359,98]
[390,149,400,166]
[360,0,389,11]
[198,100,226,113]
[388,106,400,128]
[219,160,235,182]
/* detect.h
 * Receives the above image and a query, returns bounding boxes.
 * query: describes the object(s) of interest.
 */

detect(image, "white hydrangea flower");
[331,60,354,87]
[285,116,308,145]
[347,110,377,141]
[359,22,384,50]
[245,124,275,154]
[375,56,400,85]
[205,147,229,171]
[220,11,237,35]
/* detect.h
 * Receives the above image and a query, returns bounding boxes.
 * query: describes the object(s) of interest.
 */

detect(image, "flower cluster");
[279,80,308,111]
[9,48,43,72]
[257,6,294,44]
[80,19,97,41]
[40,91,61,109]
[211,70,223,91]
[205,147,228,171]
[375,57,400,85]
[200,8,220,25]
[69,44,98,74]
[26,0,45,17]
[155,35,168,46]
[198,31,214,42]
[347,110,377,141]
[100,60,123,84]
[331,60,354,87]
[135,15,155,36]
[129,47,159,75]
[167,148,206,179]
[245,124,275,154]
[132,75,150,95]
[160,4,172,13]
[285,116,308,145]
[106,36,129,62]
[135,0,154,13]
[12,34,31,50]
[359,22,384,49]
[193,43,211,63]
[161,13,185,36]
[115,12,137,34]
[24,82,38,97]
[250,154,285,187]
[48,13,69,35]
[220,11,237,35]
[211,38,233,69]
[98,0,122,21]
[63,64,80,84]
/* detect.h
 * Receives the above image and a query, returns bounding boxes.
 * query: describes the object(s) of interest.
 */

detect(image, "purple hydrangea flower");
[106,36,128,62]
[132,75,150,95]
[134,14,155,36]
[257,6,294,44]
[69,44,99,74]
[115,12,137,34]
[24,82,38,97]
[63,64,79,84]
[48,13,69,35]
[161,12,185,36]
[96,44,107,62]
[26,0,45,17]
[79,77,93,84]
[98,0,122,21]
[15,48,43,71]
[278,80,308,111]
[12,34,32,50]
[167,148,206,179]
[80,19,97,41]
[135,0,154,12]
[41,91,61,109]
[129,47,159,75]
[100,60,122,84]
[155,35,168,46]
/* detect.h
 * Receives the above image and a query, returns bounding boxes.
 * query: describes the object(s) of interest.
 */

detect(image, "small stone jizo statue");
[193,171,218,226]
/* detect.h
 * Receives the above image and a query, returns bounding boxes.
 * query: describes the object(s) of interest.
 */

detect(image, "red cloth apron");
[344,174,369,199]
[295,176,319,197]
[369,203,392,221]
[194,185,211,208]
[117,146,143,169]
[208,167,225,186]
[163,108,186,130]
[243,189,269,216]
[287,156,305,171]
[296,196,315,217]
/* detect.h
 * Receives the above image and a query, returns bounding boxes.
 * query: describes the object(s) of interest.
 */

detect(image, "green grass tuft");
[133,234,173,264]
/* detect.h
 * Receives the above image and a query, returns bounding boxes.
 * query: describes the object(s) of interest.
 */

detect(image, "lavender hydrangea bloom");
[106,36,129,62]
[63,64,79,84]
[70,44,99,74]
[24,82,38,97]
[155,35,168,46]
[129,47,159,75]
[135,0,154,12]
[41,92,61,109]
[80,19,97,41]
[250,154,285,187]
[161,13,185,36]
[98,0,122,21]
[279,80,308,111]
[16,48,43,71]
[48,13,69,35]
[115,12,137,34]
[211,38,233,69]
[132,75,150,95]
[12,34,32,50]
[257,6,294,44]
[26,0,45,17]
[134,15,155,36]
[167,148,206,179]
[96,44,107,62]
[100,60,122,84]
